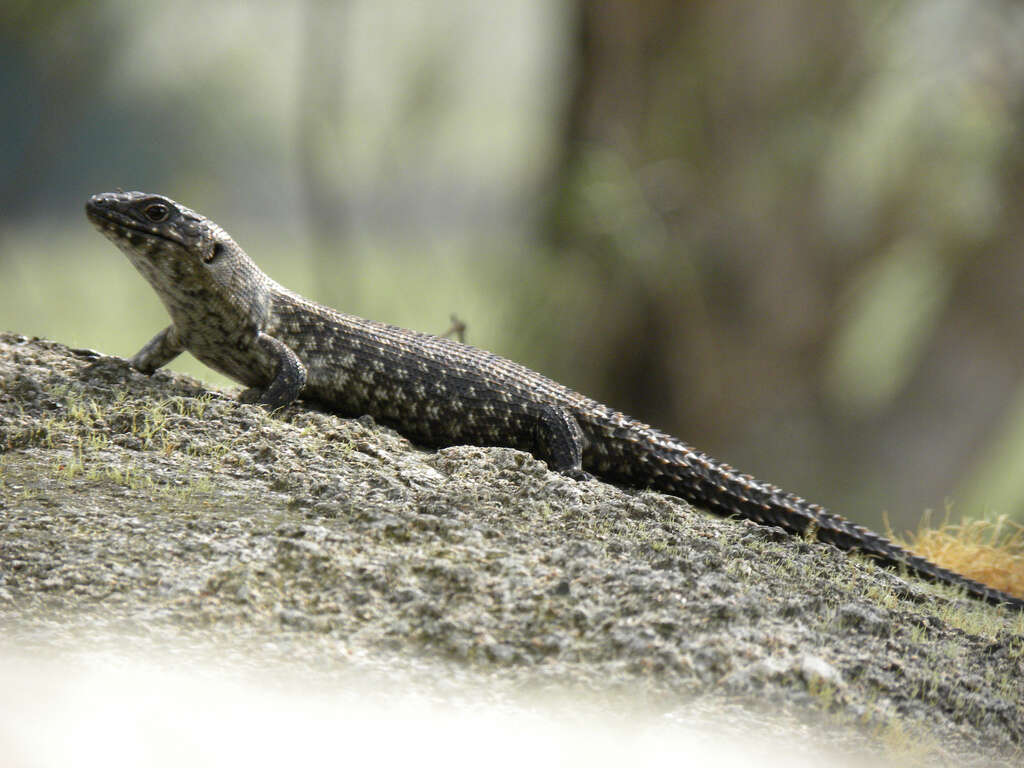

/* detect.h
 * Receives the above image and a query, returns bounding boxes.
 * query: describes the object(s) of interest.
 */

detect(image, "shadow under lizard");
[85,190,1024,610]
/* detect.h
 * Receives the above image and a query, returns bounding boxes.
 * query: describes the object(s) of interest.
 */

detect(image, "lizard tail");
[681,450,1024,609]
[593,421,1024,610]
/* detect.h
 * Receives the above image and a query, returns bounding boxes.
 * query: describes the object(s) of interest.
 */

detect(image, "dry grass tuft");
[898,513,1024,599]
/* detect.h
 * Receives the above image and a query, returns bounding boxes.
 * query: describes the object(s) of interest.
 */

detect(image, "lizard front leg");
[130,325,185,373]
[252,332,307,409]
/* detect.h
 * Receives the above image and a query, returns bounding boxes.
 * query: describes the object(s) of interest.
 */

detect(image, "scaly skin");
[86,190,1024,610]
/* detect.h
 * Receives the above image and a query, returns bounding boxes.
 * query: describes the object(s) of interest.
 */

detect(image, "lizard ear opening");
[204,242,225,264]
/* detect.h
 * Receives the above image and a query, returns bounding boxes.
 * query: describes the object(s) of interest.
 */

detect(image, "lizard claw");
[560,468,594,482]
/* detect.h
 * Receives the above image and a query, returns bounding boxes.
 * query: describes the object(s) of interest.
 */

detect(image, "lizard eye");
[144,203,170,222]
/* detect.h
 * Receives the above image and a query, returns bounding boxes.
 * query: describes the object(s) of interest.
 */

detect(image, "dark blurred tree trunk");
[542,1,863,451]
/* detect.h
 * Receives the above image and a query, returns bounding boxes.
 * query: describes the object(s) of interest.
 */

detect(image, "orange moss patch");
[899,514,1024,599]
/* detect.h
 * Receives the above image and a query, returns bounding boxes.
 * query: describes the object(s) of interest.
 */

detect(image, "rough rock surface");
[1,332,1022,766]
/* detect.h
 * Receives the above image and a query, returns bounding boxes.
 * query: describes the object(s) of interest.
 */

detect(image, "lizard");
[85,190,1024,610]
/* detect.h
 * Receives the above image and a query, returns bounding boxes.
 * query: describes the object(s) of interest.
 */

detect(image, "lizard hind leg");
[531,403,590,479]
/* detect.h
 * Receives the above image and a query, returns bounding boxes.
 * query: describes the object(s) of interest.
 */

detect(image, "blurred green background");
[4,0,1024,533]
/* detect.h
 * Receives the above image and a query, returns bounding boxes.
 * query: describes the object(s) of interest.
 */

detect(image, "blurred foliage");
[538,0,1024,527]
[825,237,951,415]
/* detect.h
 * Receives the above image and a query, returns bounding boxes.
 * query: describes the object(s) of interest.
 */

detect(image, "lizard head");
[86,190,234,281]
[86,191,270,329]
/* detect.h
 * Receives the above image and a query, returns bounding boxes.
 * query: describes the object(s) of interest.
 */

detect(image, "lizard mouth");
[85,195,187,250]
